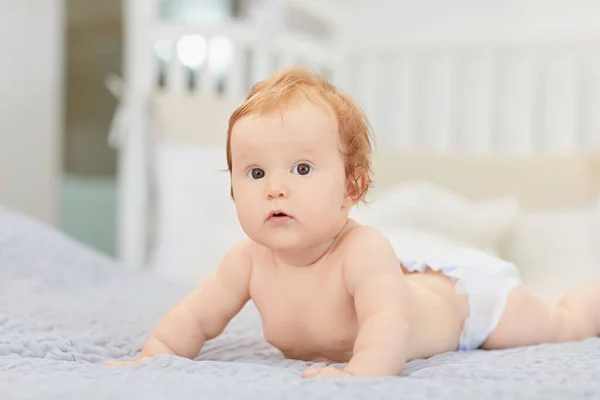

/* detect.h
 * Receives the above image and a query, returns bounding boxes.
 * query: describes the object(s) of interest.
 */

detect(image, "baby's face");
[230,99,353,252]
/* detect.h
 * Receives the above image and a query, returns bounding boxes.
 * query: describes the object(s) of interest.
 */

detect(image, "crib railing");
[148,21,341,98]
[150,26,600,154]
[343,42,600,154]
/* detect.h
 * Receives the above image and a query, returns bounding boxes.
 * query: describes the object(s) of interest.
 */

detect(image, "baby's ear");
[343,173,368,208]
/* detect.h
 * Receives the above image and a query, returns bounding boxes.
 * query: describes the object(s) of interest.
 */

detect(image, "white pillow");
[149,143,247,285]
[351,180,519,255]
[503,198,600,302]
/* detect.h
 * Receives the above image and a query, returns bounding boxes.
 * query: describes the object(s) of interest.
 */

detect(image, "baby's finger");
[301,367,322,378]
[317,367,347,377]
[302,366,348,378]
[102,360,140,367]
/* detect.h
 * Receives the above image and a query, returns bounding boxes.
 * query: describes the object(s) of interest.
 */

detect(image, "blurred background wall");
[0,0,64,227]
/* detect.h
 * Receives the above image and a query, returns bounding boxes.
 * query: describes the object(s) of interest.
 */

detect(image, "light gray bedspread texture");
[1,207,599,399]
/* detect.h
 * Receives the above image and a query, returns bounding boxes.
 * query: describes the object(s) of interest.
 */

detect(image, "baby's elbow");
[198,306,240,340]
[201,316,229,340]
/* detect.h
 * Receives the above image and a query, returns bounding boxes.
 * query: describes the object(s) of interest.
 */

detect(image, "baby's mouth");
[267,211,294,224]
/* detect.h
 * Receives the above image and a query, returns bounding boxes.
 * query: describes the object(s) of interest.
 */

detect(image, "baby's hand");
[102,357,150,367]
[301,366,353,378]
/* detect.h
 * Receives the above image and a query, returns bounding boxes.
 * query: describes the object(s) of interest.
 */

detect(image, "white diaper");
[397,247,522,351]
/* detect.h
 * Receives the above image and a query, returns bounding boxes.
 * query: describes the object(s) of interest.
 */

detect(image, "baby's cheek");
[305,188,344,218]
[234,196,259,229]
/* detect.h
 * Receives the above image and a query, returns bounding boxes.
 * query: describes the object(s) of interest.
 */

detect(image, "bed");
[2,206,600,399]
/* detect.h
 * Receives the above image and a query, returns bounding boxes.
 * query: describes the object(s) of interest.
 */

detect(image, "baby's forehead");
[231,101,339,145]
[233,134,324,159]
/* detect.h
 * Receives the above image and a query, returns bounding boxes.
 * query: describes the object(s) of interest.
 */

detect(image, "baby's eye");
[292,163,312,176]
[248,168,265,179]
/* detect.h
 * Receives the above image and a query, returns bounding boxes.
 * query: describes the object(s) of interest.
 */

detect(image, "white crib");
[113,0,600,281]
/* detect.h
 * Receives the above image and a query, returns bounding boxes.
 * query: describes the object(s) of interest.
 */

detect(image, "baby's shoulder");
[227,237,275,267]
[338,220,392,252]
[336,221,402,293]
[227,237,264,261]
[334,221,398,267]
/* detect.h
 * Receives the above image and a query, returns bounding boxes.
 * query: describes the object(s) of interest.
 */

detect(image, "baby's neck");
[271,219,353,268]
[272,239,336,268]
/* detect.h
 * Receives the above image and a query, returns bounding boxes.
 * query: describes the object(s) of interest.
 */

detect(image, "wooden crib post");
[117,0,157,270]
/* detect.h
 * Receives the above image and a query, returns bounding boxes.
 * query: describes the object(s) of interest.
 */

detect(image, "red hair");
[227,66,373,202]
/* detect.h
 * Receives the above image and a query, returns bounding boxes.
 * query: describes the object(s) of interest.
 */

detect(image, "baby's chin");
[250,233,306,252]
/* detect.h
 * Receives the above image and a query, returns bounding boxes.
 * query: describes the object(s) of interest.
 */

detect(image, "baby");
[106,67,600,378]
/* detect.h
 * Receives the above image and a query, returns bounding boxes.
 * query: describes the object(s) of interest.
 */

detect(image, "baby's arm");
[335,227,411,377]
[105,240,253,365]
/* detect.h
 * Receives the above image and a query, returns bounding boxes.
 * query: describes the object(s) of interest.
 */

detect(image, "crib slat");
[251,44,271,85]
[531,53,548,153]
[439,52,455,153]
[119,0,158,270]
[168,38,187,93]
[356,58,381,142]
[150,39,163,89]
[278,48,297,69]
[541,52,578,152]
[195,51,214,97]
[389,55,415,151]
[480,52,495,152]
[301,56,322,75]
[330,53,350,93]
[456,51,494,153]
[587,54,600,148]
[576,54,590,149]
[194,60,206,95]
[495,51,536,154]
[415,51,453,152]
[226,41,247,100]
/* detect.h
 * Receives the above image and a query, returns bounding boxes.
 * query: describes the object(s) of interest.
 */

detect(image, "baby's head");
[226,67,373,252]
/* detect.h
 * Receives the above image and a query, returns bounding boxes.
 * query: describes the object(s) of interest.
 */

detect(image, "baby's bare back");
[248,240,469,364]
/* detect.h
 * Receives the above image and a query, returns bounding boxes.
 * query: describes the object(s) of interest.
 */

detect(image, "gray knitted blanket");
[1,207,598,400]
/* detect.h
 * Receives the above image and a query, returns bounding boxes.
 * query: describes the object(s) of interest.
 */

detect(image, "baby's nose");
[266,177,289,199]
[267,187,287,199]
